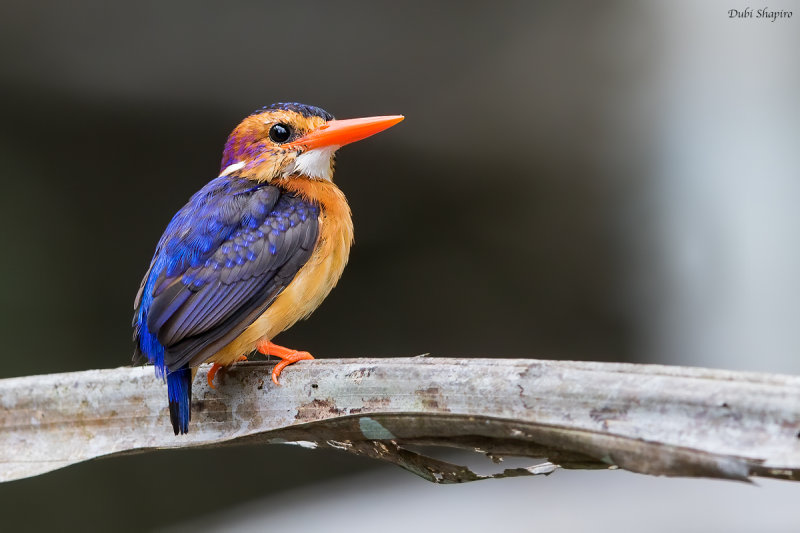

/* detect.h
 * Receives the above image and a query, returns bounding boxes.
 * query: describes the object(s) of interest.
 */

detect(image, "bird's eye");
[269,123,292,144]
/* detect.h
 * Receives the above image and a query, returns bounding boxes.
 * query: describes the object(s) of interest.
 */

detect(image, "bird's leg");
[207,355,248,389]
[256,340,314,386]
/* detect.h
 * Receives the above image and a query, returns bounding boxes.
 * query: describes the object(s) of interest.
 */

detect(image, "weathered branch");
[1,358,799,484]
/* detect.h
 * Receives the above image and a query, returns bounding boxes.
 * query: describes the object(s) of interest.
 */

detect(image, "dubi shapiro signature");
[728,8,793,21]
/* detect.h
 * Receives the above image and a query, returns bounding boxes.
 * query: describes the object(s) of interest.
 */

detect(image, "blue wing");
[133,177,319,374]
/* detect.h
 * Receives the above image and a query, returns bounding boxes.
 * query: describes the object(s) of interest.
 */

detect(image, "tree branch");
[2,358,799,484]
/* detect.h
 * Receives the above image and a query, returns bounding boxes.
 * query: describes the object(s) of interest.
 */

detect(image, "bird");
[133,102,403,434]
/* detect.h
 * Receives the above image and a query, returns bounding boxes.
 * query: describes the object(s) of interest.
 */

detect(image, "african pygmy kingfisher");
[133,103,403,434]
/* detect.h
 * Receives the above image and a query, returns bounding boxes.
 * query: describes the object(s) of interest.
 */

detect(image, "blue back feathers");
[133,176,320,434]
[135,177,262,375]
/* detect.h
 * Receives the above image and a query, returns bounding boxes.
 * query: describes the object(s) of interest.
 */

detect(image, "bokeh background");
[1,1,798,531]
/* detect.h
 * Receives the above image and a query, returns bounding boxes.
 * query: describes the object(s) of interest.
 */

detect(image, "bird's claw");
[257,340,315,385]
[207,355,248,389]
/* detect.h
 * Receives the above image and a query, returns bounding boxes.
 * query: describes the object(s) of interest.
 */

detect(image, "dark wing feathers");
[146,282,192,332]
[139,179,319,371]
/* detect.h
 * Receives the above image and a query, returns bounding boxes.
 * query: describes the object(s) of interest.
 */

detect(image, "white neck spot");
[219,161,245,177]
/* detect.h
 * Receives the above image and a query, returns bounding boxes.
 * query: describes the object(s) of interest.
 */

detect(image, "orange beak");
[285,115,404,151]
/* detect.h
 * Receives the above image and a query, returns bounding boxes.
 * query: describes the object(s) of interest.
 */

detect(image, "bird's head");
[219,102,403,183]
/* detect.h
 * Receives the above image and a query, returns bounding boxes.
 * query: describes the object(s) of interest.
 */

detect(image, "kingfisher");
[133,102,403,434]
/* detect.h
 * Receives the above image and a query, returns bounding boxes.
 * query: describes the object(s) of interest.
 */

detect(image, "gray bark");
[1,358,799,484]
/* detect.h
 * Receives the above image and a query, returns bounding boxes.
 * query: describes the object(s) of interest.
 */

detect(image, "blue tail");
[167,368,192,435]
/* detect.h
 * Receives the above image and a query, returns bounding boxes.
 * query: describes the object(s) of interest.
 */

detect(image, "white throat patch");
[292,146,338,180]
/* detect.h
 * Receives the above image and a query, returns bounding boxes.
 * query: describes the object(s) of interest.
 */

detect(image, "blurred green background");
[1,1,797,531]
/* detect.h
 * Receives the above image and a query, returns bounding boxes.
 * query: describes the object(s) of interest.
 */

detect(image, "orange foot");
[256,341,315,386]
[207,355,248,389]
